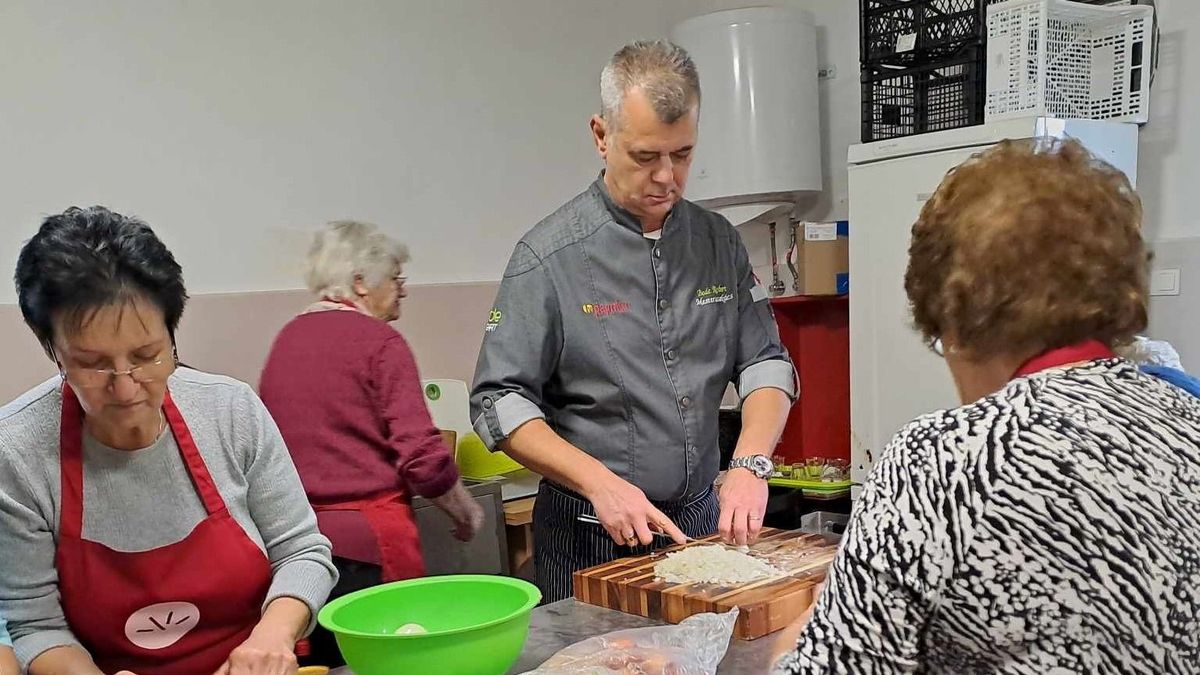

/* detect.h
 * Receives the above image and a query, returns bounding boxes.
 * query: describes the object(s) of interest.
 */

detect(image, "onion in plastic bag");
[521,608,739,675]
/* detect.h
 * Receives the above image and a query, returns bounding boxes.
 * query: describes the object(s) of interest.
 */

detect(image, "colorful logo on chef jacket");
[582,301,631,317]
[125,601,200,650]
[695,284,734,307]
[485,309,503,333]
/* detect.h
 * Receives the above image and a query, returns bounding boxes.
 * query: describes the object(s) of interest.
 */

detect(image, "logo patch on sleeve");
[485,308,503,333]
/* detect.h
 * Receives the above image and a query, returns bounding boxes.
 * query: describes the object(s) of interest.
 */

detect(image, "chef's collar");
[592,171,680,237]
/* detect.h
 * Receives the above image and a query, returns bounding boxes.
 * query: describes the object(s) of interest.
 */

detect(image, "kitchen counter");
[330,599,783,674]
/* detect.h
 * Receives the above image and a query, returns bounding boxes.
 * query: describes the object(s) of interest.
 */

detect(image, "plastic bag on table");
[522,608,739,675]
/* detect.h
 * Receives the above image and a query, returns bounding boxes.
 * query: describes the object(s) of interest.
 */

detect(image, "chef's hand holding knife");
[499,420,689,549]
[589,472,688,548]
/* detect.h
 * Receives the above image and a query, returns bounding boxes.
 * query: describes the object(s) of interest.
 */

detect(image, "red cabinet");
[770,295,849,464]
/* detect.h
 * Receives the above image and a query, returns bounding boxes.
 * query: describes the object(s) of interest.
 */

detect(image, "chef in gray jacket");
[471,40,796,602]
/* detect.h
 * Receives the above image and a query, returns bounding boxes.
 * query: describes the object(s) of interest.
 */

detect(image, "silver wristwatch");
[728,454,774,480]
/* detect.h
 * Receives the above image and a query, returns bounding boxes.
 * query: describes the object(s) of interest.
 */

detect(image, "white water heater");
[671,6,823,226]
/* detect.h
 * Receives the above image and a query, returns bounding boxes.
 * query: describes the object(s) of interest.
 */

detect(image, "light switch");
[1151,268,1180,296]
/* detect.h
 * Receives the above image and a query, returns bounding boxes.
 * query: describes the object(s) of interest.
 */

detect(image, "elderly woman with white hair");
[259,221,482,667]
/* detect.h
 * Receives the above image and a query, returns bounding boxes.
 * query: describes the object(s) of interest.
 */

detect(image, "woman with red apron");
[57,386,272,674]
[259,221,484,667]
[0,207,335,675]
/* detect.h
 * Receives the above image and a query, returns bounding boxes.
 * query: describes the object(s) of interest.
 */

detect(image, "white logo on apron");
[124,601,200,650]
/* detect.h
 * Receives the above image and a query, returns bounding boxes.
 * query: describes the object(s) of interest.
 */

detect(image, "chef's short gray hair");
[305,220,410,301]
[600,40,700,129]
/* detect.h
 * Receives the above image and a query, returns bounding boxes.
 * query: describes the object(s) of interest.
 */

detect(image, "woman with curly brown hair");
[775,138,1200,674]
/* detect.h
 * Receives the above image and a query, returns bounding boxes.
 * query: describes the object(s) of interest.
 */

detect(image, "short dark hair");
[15,206,188,350]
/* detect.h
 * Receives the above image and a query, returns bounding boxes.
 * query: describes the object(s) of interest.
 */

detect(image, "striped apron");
[532,480,720,603]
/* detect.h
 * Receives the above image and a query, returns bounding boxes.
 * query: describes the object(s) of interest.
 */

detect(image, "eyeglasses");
[52,347,179,389]
[393,274,408,288]
[929,337,959,357]
[929,338,945,357]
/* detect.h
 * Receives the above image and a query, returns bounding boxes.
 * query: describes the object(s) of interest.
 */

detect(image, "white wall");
[0,0,683,302]
[1138,0,1200,241]
[1135,0,1200,365]
[0,1,855,302]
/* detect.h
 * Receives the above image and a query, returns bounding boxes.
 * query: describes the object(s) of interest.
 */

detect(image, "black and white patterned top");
[777,360,1200,674]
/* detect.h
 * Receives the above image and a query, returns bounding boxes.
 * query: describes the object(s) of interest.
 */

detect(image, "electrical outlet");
[818,66,838,80]
[1150,268,1181,296]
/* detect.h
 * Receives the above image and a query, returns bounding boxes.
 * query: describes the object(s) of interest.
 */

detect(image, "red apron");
[1013,340,1116,378]
[312,493,426,582]
[55,384,273,675]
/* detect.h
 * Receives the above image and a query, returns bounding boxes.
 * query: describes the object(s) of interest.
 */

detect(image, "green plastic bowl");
[317,575,541,675]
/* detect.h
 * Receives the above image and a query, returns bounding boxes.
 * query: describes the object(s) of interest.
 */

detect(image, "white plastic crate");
[985,0,1153,123]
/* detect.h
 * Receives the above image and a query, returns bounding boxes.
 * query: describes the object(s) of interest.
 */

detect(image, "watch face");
[752,455,773,476]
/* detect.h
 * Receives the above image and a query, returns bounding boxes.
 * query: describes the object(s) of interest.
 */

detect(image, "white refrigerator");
[846,117,1140,491]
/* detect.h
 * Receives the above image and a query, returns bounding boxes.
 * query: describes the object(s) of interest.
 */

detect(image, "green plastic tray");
[768,476,853,492]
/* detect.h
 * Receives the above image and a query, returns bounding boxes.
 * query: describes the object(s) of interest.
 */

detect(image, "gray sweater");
[0,368,338,667]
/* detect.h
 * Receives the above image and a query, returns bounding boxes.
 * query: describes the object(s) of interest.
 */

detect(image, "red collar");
[1012,340,1116,379]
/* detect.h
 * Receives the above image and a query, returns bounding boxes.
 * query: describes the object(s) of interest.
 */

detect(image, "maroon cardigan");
[260,309,458,563]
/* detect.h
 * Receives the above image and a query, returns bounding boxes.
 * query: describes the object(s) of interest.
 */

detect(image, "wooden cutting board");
[573,528,837,640]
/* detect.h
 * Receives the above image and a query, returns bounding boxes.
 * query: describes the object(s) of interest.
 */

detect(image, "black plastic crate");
[861,47,985,142]
[861,0,988,66]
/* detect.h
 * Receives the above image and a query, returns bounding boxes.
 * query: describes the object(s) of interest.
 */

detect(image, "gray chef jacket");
[470,177,796,502]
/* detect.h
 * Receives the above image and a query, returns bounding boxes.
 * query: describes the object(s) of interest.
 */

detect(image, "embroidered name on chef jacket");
[695,284,734,307]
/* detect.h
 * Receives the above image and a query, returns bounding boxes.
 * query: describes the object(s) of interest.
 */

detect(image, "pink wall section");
[0,281,500,404]
[0,303,55,399]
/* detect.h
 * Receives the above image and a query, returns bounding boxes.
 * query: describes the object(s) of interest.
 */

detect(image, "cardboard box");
[791,220,849,296]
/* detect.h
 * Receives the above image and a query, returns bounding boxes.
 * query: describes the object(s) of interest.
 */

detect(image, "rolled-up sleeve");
[731,232,798,401]
[470,242,562,450]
